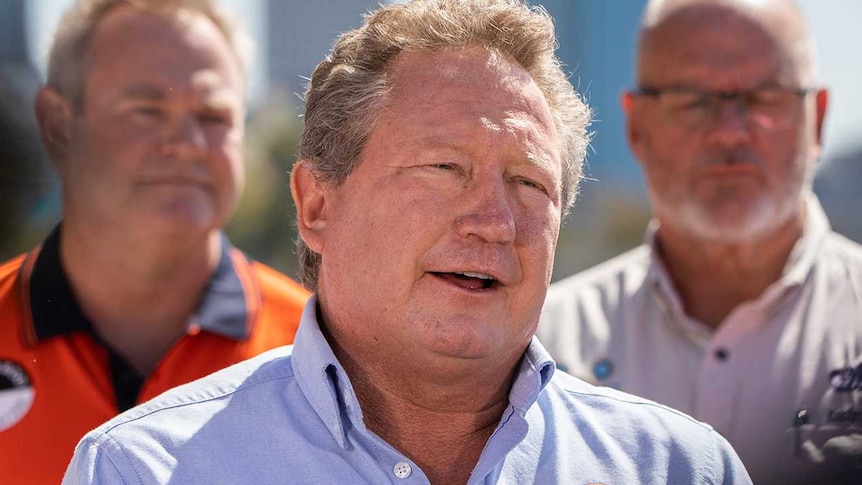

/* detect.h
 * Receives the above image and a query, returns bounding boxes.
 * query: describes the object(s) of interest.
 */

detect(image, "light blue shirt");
[64,297,751,484]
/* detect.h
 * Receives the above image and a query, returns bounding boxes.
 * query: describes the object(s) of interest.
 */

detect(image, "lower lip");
[430,273,499,293]
[701,164,760,176]
[139,180,206,187]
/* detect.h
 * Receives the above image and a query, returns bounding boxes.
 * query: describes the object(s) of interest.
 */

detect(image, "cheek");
[211,135,245,192]
[68,125,139,182]
[639,127,698,174]
[642,153,689,199]
[334,186,425,257]
[515,207,559,270]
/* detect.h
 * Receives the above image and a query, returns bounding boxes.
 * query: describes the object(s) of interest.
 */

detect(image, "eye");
[747,89,787,108]
[199,110,232,126]
[676,93,712,111]
[422,162,466,177]
[513,176,547,194]
[132,105,165,118]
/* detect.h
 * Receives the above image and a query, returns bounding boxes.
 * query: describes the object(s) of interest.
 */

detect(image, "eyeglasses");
[633,86,814,130]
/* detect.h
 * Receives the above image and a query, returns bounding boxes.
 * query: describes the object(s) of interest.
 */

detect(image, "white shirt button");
[393,461,412,479]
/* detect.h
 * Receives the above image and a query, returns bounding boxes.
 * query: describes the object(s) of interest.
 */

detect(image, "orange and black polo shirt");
[0,227,309,484]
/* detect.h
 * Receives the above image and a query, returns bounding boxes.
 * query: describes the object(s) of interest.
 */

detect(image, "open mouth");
[430,271,499,290]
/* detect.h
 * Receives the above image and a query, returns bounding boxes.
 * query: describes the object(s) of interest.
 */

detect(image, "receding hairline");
[46,0,251,105]
[636,0,818,84]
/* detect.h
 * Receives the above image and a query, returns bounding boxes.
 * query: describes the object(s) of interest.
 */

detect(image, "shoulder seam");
[100,369,296,436]
[562,387,715,431]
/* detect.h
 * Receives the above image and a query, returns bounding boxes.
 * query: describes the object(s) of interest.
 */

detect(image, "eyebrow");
[418,134,558,177]
[120,84,168,101]
[117,84,239,112]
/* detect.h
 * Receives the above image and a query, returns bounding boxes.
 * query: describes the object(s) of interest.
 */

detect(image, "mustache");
[697,150,763,168]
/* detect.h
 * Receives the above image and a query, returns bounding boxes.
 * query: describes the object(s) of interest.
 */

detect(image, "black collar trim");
[22,226,257,345]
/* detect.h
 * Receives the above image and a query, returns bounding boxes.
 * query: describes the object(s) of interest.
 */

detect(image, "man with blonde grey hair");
[538,0,862,482]
[64,1,751,483]
[0,1,308,482]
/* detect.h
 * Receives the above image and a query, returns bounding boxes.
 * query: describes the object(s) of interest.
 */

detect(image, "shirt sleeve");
[62,435,131,485]
[711,430,753,485]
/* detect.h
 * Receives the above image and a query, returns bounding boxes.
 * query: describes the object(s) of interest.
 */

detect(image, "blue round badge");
[593,359,614,381]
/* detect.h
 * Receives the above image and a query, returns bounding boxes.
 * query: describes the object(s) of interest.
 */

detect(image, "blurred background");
[1,0,860,282]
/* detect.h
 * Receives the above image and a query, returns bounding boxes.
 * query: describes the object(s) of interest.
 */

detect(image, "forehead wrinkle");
[480,117,502,132]
[477,110,554,152]
[501,112,537,132]
[120,83,167,101]
[192,70,241,108]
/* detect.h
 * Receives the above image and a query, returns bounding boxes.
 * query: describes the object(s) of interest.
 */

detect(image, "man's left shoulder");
[821,231,862,269]
[544,371,718,438]
[533,370,751,483]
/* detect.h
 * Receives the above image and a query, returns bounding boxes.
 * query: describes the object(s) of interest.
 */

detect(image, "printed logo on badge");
[0,360,35,432]
[829,364,862,393]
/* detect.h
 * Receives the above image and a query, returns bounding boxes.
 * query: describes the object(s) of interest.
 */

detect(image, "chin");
[146,210,218,239]
[417,315,511,361]
[681,199,787,242]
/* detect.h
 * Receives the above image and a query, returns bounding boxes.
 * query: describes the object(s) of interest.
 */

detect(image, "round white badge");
[0,360,35,432]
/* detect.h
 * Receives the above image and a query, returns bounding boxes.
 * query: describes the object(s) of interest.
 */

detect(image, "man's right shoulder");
[64,346,301,483]
[92,346,296,436]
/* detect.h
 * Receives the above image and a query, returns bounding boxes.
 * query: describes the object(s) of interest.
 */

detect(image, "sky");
[796,0,862,156]
[26,0,862,158]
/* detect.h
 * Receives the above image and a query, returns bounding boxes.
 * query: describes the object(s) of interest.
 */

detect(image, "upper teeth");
[459,272,494,280]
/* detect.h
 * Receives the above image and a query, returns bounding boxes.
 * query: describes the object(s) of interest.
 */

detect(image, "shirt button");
[393,461,412,479]
[714,348,729,361]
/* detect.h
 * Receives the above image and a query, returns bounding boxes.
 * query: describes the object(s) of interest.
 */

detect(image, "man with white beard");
[537,0,862,483]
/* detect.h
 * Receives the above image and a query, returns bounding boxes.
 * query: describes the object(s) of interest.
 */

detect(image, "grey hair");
[45,0,252,109]
[296,0,592,291]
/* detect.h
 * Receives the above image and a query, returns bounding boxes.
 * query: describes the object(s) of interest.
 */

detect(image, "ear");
[34,87,74,168]
[290,160,329,255]
[813,88,829,149]
[621,91,645,164]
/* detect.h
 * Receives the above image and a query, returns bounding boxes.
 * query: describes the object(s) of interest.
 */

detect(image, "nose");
[454,178,516,245]
[705,98,754,148]
[162,115,207,160]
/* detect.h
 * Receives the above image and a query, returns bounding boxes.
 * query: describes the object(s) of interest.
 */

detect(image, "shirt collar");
[290,296,362,449]
[291,296,557,448]
[780,191,830,288]
[644,192,830,320]
[21,225,258,345]
[508,337,556,412]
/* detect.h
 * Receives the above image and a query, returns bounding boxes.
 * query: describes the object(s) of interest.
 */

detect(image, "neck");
[655,209,805,328]
[60,221,222,374]
[322,317,517,484]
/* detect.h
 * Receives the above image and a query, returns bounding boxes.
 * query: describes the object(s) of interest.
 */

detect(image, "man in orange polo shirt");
[0,1,309,482]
